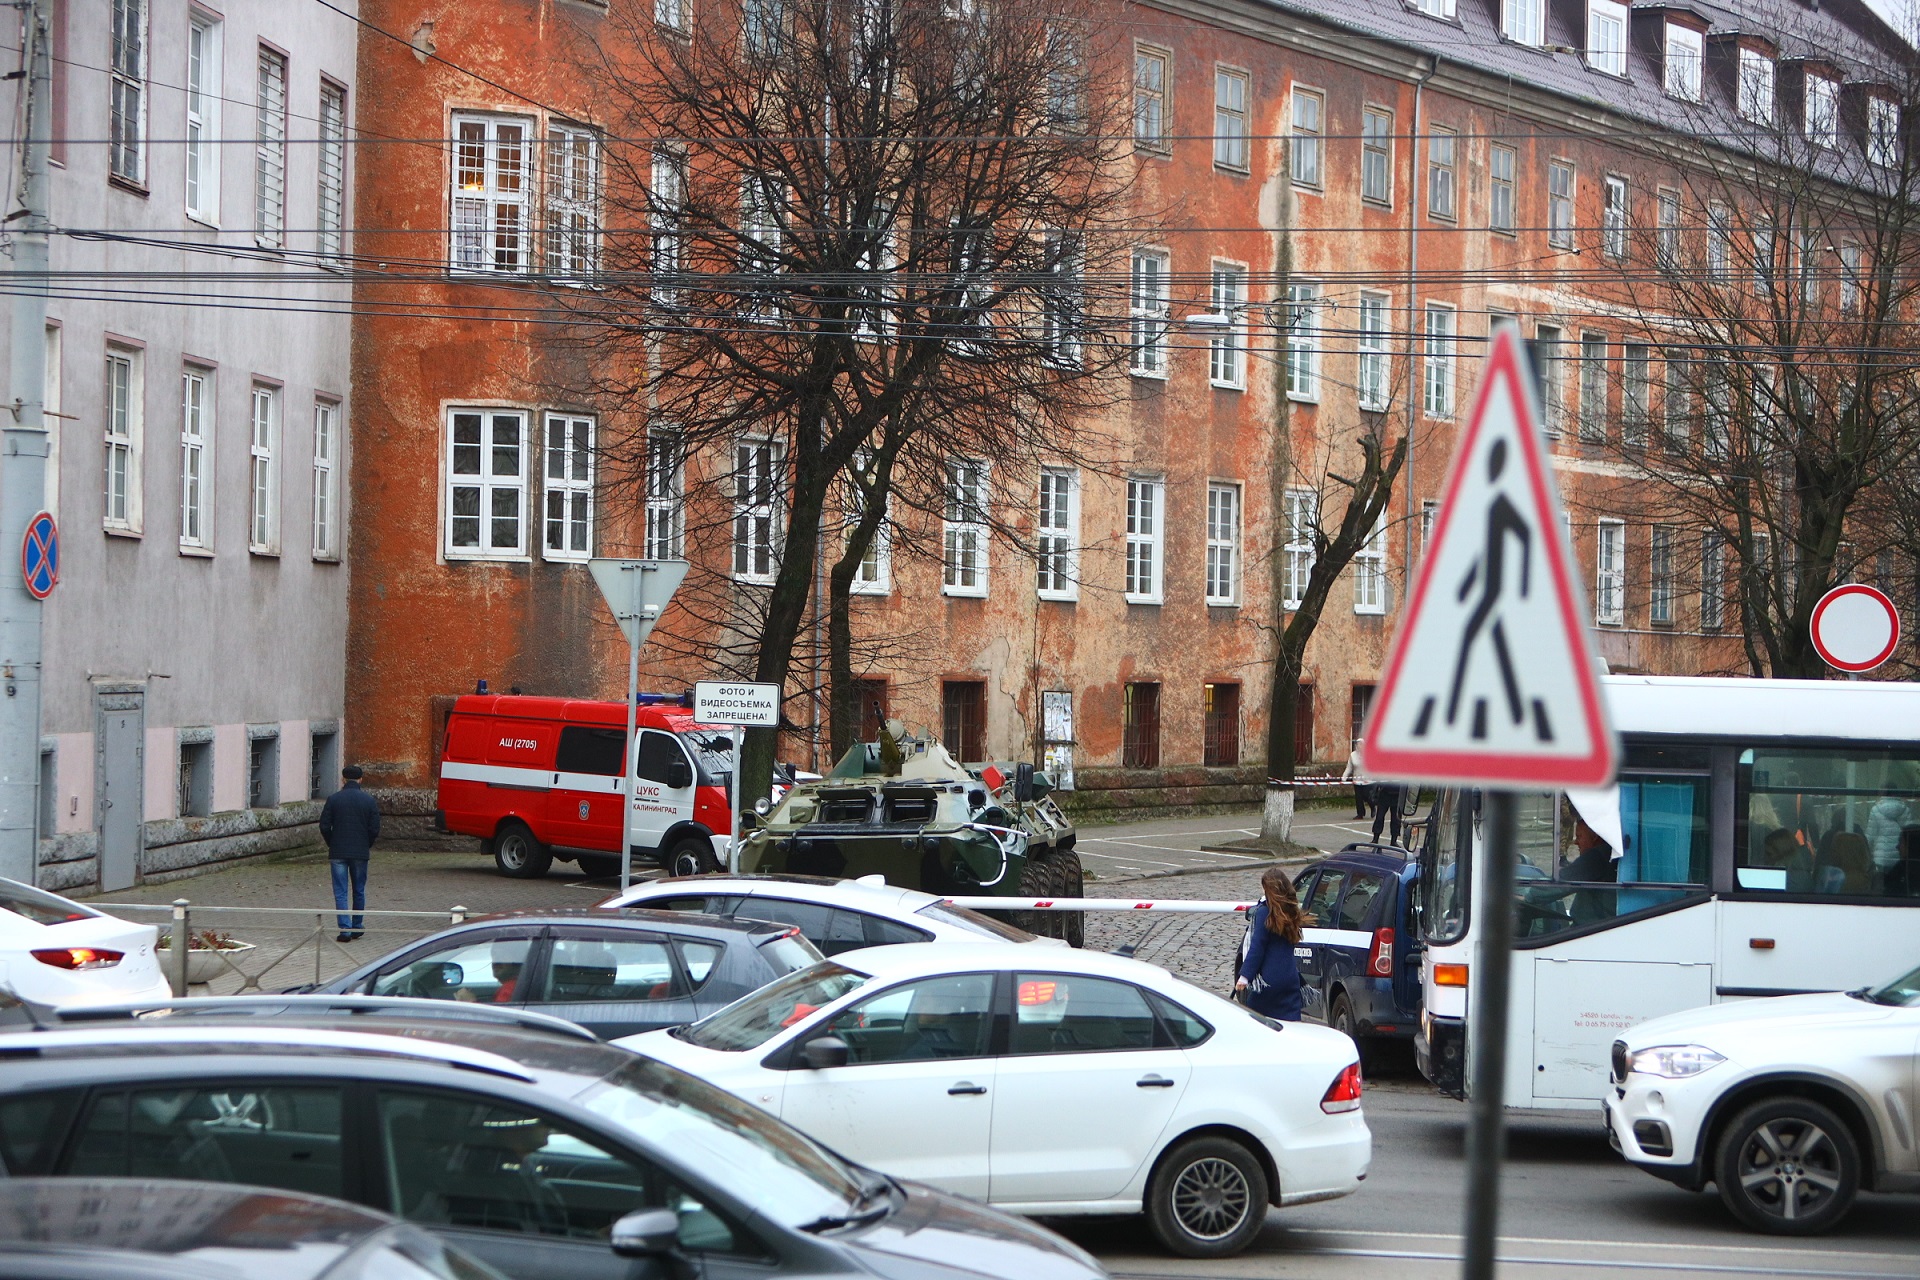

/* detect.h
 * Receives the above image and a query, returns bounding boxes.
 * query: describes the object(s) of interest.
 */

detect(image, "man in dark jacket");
[319,765,381,942]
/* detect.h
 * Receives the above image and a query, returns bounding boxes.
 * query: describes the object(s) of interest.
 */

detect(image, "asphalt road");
[1074,805,1400,881]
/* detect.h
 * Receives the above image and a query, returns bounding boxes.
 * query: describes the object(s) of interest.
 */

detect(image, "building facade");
[2,0,358,889]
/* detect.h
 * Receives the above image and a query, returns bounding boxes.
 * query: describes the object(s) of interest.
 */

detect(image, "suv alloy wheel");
[1713,1096,1861,1234]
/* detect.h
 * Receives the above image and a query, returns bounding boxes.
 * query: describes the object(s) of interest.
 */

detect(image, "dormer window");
[1805,74,1838,148]
[1738,48,1775,126]
[1588,0,1627,76]
[1411,0,1458,17]
[1869,97,1900,168]
[1503,0,1544,47]
[1664,23,1702,101]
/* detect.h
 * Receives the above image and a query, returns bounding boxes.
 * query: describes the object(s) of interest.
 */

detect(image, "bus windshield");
[1423,789,1469,945]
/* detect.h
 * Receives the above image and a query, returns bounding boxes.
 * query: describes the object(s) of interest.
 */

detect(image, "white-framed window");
[656,0,688,31]
[1286,282,1319,400]
[185,13,220,222]
[1427,127,1456,220]
[1423,303,1455,418]
[451,113,532,273]
[1805,74,1838,148]
[1357,291,1391,411]
[644,430,684,560]
[1840,242,1861,312]
[1707,203,1731,280]
[942,458,990,597]
[1205,482,1239,606]
[733,440,782,582]
[1579,332,1608,441]
[109,0,147,183]
[254,46,288,248]
[1738,49,1775,126]
[1361,107,1392,204]
[1663,349,1691,449]
[1490,144,1515,233]
[1353,515,1387,615]
[1291,87,1322,187]
[1134,43,1169,151]
[743,0,787,54]
[317,81,347,262]
[1703,360,1732,461]
[544,414,593,561]
[1412,0,1456,16]
[1035,468,1077,600]
[1041,231,1083,368]
[1421,500,1438,558]
[446,408,528,559]
[848,464,890,596]
[1283,489,1316,609]
[1129,249,1170,377]
[312,400,339,559]
[1665,23,1702,101]
[1503,0,1543,47]
[546,123,599,282]
[179,366,210,549]
[1587,0,1626,75]
[104,346,143,533]
[1536,322,1564,435]
[1753,219,1774,294]
[650,146,687,305]
[1208,264,1246,389]
[1548,161,1574,249]
[44,324,61,517]
[1046,25,1087,134]
[1869,98,1901,169]
[1623,344,1652,446]
[1656,188,1680,269]
[1124,476,1163,604]
[1700,532,1725,631]
[1798,226,1822,307]
[1214,66,1249,170]
[1595,519,1625,625]
[248,383,280,553]
[852,202,896,340]
[740,172,784,316]
[1603,175,1629,259]
[1650,525,1675,625]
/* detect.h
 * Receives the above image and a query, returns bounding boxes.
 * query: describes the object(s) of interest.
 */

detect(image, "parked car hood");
[1624,991,1900,1049]
[842,1181,1106,1280]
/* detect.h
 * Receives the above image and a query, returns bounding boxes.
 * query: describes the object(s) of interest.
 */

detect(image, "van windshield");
[680,731,735,788]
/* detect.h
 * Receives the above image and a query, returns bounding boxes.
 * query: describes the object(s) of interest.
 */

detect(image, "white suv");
[1605,963,1920,1233]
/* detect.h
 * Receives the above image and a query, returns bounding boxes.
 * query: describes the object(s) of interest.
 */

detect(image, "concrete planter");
[183,941,256,985]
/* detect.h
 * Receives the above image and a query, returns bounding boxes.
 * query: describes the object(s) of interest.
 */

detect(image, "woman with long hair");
[1235,866,1309,1020]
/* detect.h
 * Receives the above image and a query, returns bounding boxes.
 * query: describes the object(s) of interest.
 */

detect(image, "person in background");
[1815,831,1873,895]
[1887,826,1920,897]
[319,764,381,943]
[1235,867,1310,1021]
[1342,741,1370,820]
[1866,796,1909,873]
[1370,782,1405,846]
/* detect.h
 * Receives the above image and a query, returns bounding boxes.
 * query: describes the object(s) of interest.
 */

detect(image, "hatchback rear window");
[755,930,826,976]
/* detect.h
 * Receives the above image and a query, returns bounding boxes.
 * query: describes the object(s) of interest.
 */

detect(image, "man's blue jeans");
[330,859,367,932]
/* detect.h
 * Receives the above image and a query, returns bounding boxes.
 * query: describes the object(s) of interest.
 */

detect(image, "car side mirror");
[609,1207,681,1258]
[801,1035,850,1069]
[667,760,694,789]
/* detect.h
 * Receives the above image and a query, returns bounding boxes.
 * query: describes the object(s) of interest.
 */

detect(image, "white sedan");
[1606,962,1920,1234]
[620,942,1370,1258]
[0,877,170,1008]
[598,872,1062,955]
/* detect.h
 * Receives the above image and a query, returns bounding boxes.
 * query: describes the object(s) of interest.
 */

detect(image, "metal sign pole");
[1461,788,1518,1280]
[619,567,641,895]
[728,728,743,872]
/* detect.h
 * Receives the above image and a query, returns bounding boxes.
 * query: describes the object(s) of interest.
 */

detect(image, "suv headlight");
[1628,1045,1726,1079]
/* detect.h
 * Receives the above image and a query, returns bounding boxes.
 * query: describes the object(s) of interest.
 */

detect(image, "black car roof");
[466,906,790,935]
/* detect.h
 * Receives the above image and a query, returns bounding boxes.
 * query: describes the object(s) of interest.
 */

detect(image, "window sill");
[104,524,143,539]
[942,586,989,600]
[1491,226,1517,238]
[107,173,149,198]
[1585,62,1631,81]
[1361,197,1394,210]
[1291,181,1323,195]
[1124,595,1163,607]
[448,551,534,564]
[1134,142,1172,158]
[1037,591,1078,604]
[312,553,342,565]
[1210,380,1246,393]
[730,574,776,587]
[1212,162,1251,177]
[1354,607,1388,617]
[1288,392,1320,405]
[179,544,214,559]
[543,553,592,565]
[1207,598,1240,609]
[849,583,891,597]
[186,213,221,231]
[249,546,282,559]
[1130,367,1169,381]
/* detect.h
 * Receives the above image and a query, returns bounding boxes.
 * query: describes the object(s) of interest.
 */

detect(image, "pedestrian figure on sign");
[319,765,381,942]
[1419,439,1552,744]
[1234,867,1309,1021]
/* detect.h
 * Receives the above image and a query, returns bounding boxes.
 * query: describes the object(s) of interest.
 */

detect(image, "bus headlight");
[1628,1045,1726,1079]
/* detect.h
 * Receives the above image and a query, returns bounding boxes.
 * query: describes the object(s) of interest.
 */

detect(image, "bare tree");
[560,0,1137,804]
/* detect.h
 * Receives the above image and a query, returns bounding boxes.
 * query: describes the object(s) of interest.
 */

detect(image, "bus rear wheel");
[492,821,552,880]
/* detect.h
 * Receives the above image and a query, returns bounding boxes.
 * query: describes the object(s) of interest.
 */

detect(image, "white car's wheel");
[1146,1135,1269,1258]
[1713,1097,1860,1234]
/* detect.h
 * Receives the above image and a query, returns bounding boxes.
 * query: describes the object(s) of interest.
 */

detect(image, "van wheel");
[574,853,623,879]
[667,836,720,878]
[1713,1097,1859,1234]
[492,822,552,879]
[1146,1135,1269,1258]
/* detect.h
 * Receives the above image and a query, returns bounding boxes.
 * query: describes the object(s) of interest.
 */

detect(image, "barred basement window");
[1204,682,1240,767]
[1122,682,1161,769]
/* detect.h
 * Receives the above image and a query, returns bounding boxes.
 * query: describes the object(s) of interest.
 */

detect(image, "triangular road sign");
[1361,327,1616,789]
[588,558,689,647]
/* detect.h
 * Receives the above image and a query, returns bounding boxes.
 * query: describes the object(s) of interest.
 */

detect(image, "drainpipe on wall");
[1404,55,1440,606]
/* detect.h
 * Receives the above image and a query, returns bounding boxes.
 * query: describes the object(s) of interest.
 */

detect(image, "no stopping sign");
[1810,584,1901,673]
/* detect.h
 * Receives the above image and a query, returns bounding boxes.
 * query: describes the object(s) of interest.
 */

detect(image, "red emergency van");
[436,694,736,879]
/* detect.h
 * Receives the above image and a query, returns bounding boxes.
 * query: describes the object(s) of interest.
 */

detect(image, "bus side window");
[1738,745,1920,899]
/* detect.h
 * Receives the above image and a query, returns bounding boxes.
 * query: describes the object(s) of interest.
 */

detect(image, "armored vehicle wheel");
[1054,848,1085,948]
[1017,849,1073,942]
[492,821,552,879]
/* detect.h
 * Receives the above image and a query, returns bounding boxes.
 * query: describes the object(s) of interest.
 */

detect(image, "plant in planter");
[156,928,256,984]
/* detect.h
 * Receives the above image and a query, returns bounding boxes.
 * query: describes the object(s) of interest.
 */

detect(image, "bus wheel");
[492,821,553,880]
[574,853,622,879]
[1146,1134,1268,1258]
[1714,1097,1859,1234]
[668,836,720,878]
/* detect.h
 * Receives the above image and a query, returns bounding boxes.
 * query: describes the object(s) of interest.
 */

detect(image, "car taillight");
[1367,928,1395,977]
[1321,1063,1364,1113]
[32,947,123,971]
[1433,962,1468,987]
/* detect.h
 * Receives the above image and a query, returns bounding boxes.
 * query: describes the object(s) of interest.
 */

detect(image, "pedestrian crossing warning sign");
[1361,326,1616,789]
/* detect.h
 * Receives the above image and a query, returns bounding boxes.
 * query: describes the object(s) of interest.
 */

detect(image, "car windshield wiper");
[798,1175,895,1234]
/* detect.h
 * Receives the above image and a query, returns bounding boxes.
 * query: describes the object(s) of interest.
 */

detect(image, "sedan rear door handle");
[1136,1075,1176,1089]
[948,1082,987,1096]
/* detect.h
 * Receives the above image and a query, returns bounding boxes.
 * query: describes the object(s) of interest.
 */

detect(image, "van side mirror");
[667,760,694,789]
[609,1207,681,1258]
[801,1035,850,1069]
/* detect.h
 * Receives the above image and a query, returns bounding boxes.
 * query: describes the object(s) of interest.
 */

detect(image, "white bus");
[1415,675,1920,1108]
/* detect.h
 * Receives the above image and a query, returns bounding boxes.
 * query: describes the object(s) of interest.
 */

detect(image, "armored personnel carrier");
[738,729,1085,945]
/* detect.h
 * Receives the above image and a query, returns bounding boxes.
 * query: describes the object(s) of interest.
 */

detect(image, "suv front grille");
[1610,1039,1628,1086]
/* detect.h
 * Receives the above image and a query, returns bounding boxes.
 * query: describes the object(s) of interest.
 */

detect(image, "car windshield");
[573,1054,869,1229]
[680,962,868,1052]
[680,730,735,788]
[1865,964,1920,1006]
[0,879,97,925]
[915,901,1037,943]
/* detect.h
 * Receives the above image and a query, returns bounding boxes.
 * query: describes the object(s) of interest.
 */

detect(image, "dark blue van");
[1292,844,1423,1061]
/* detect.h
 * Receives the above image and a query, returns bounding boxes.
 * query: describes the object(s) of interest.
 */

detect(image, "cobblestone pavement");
[1084,865,1276,997]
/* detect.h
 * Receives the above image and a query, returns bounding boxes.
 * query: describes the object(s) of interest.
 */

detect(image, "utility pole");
[0,0,52,882]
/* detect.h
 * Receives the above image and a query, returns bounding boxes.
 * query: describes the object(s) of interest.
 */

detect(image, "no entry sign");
[1810,584,1900,673]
